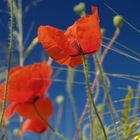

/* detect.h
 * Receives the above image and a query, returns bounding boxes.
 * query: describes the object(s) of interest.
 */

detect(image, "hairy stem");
[66,67,78,124]
[81,55,108,140]
[0,0,14,127]
[32,104,67,140]
[17,0,24,66]
[75,28,120,139]
[50,105,63,140]
[95,55,119,140]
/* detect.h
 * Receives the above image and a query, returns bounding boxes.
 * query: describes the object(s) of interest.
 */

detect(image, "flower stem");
[94,55,119,140]
[66,67,78,124]
[81,55,108,140]
[50,105,63,140]
[32,104,67,140]
[23,37,38,63]
[75,28,120,139]
[17,0,24,66]
[0,0,14,127]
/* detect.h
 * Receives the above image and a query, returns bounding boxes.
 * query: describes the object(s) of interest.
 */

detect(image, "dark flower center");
[69,40,96,57]
[33,96,39,103]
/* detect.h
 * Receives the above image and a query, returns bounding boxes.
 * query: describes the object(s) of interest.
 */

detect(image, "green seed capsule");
[100,28,106,36]
[113,15,123,28]
[73,3,86,16]
[56,95,64,105]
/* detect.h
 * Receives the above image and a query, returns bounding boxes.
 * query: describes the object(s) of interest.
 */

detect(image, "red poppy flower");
[0,62,52,103]
[38,7,101,67]
[4,98,53,121]
[21,119,49,133]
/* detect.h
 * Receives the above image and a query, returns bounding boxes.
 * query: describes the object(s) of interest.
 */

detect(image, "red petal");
[3,103,17,120]
[92,7,99,20]
[65,6,101,56]
[21,119,48,133]
[38,26,83,67]
[0,62,52,103]
[57,55,83,67]
[15,98,53,120]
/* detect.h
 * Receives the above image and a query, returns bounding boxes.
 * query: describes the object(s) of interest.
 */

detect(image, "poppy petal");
[0,62,52,103]
[15,98,53,120]
[21,119,48,133]
[38,26,83,67]
[3,103,17,120]
[65,6,101,56]
[58,55,83,67]
[38,26,68,61]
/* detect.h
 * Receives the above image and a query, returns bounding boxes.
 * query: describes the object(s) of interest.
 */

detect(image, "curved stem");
[23,37,38,63]
[75,28,120,139]
[50,105,63,140]
[66,67,78,124]
[32,104,67,140]
[81,55,108,140]
[17,0,24,66]
[95,55,119,140]
[0,0,14,127]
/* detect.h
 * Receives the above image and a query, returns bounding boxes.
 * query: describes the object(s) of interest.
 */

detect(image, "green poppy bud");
[100,28,106,36]
[97,104,104,113]
[113,15,123,28]
[73,3,86,17]
[56,95,64,105]
[4,120,10,126]
[13,128,20,136]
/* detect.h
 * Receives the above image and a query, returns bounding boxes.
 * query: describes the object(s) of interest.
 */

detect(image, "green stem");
[66,67,78,124]
[23,37,38,63]
[82,55,108,140]
[50,105,63,140]
[17,0,24,66]
[89,103,94,140]
[94,55,119,140]
[0,0,14,127]
[32,104,67,140]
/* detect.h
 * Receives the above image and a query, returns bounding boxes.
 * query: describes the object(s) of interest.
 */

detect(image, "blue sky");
[0,0,140,139]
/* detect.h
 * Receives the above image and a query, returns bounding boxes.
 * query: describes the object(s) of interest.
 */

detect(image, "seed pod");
[113,15,123,28]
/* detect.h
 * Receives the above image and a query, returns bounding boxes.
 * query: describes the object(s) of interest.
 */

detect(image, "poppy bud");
[100,28,106,36]
[56,95,64,105]
[73,2,86,16]
[113,15,123,28]
[97,104,104,113]
[4,120,10,126]
[13,128,20,136]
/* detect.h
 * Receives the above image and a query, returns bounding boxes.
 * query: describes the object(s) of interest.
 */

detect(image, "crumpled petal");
[15,98,53,120]
[38,26,83,67]
[0,62,52,103]
[65,6,101,56]
[38,6,101,67]
[21,119,48,133]
[3,103,17,120]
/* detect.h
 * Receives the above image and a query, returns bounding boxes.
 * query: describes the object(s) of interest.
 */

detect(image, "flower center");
[33,96,39,103]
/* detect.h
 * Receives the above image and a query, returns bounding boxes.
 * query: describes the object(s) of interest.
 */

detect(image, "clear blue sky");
[0,0,140,139]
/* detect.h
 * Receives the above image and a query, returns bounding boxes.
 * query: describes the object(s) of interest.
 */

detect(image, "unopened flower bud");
[4,120,10,126]
[97,104,104,113]
[56,95,64,105]
[113,15,123,28]
[13,128,20,136]
[100,28,106,36]
[73,3,86,16]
